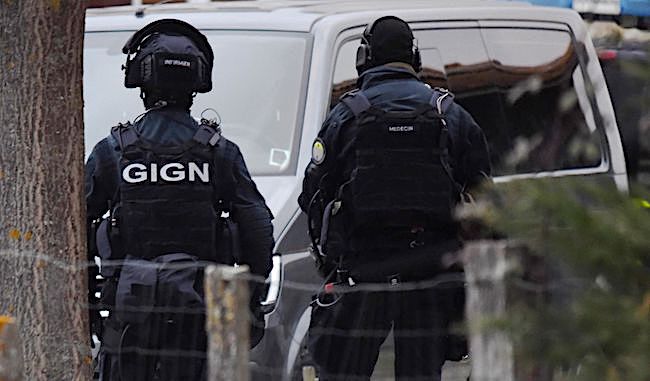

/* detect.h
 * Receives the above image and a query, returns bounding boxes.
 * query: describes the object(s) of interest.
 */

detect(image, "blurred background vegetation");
[474,178,650,381]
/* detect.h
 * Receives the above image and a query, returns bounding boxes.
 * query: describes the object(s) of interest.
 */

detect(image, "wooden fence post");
[204,265,250,381]
[464,240,555,381]
[0,316,23,381]
[463,241,523,381]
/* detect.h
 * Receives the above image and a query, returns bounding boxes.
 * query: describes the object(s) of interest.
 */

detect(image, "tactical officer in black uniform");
[86,19,274,380]
[299,16,491,381]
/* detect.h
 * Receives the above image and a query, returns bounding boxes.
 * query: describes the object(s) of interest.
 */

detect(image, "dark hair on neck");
[142,89,194,111]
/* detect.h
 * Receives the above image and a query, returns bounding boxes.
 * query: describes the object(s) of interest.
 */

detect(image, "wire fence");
[0,241,624,381]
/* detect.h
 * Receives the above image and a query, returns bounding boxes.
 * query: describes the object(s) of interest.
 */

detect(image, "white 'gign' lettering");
[122,162,210,184]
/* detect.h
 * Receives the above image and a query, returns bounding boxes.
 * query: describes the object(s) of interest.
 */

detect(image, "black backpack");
[316,88,460,267]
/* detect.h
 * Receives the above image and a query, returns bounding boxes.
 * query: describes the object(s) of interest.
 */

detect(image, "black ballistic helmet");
[356,16,421,74]
[122,19,214,94]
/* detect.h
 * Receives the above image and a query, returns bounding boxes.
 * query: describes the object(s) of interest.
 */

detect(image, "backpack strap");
[340,90,372,118]
[429,88,464,196]
[429,87,455,118]
[192,122,222,147]
[107,122,138,226]
[212,137,237,213]
[192,120,232,210]
[110,122,138,152]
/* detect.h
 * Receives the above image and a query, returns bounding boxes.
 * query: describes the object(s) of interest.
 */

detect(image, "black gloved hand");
[250,306,265,349]
[249,283,266,348]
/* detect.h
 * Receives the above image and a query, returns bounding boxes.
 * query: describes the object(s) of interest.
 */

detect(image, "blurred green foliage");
[476,179,650,381]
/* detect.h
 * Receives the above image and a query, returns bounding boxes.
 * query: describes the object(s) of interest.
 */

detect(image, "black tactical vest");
[337,89,457,233]
[111,121,223,261]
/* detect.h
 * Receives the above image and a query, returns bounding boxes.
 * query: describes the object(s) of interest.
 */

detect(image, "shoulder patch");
[311,138,326,165]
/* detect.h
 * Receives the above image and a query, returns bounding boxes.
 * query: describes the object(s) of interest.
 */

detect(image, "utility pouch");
[96,219,120,278]
[154,253,204,312]
[114,256,158,324]
[114,253,203,325]
[216,216,240,265]
[89,219,99,259]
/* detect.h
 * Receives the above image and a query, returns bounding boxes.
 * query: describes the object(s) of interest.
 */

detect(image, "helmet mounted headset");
[355,16,422,74]
[122,19,214,95]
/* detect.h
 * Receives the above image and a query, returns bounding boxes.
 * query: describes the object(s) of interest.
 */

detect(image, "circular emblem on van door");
[311,138,326,165]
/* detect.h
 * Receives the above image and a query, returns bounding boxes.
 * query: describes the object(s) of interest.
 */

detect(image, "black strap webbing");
[340,91,372,117]
[110,123,138,151]
[428,89,463,195]
[429,88,454,115]
[213,139,236,212]
[193,123,221,146]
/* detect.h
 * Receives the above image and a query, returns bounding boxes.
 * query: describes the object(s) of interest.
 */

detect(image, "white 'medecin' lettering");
[388,125,415,132]
[123,163,147,183]
[161,163,185,182]
[122,162,210,183]
[188,162,209,182]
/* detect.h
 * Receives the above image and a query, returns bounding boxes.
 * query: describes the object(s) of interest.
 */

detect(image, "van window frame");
[327,20,611,182]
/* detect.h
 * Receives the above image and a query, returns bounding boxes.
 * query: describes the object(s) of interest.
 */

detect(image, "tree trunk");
[0,1,90,380]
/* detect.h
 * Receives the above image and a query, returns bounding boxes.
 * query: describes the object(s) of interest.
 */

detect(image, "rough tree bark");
[0,1,90,380]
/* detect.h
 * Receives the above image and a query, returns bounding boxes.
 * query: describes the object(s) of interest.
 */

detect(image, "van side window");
[330,39,361,109]
[417,27,603,176]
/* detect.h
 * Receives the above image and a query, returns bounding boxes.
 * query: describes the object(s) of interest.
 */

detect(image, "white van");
[85,1,627,379]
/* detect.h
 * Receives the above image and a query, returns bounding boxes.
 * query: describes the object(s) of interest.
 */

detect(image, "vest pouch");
[112,254,205,380]
[109,205,125,259]
[96,219,121,278]
[154,253,204,312]
[216,217,240,265]
[319,199,348,258]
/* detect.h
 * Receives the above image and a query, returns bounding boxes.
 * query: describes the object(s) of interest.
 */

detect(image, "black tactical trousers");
[99,313,206,381]
[308,286,451,381]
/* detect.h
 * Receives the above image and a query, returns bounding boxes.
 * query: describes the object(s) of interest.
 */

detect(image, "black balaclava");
[366,17,415,71]
[135,33,207,111]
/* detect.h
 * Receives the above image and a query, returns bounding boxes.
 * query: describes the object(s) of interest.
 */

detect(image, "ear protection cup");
[355,43,371,74]
[355,16,388,74]
[412,45,422,73]
[122,19,214,93]
[355,16,421,74]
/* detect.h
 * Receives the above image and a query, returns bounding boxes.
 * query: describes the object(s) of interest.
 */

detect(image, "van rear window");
[418,27,603,177]
[331,27,603,177]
